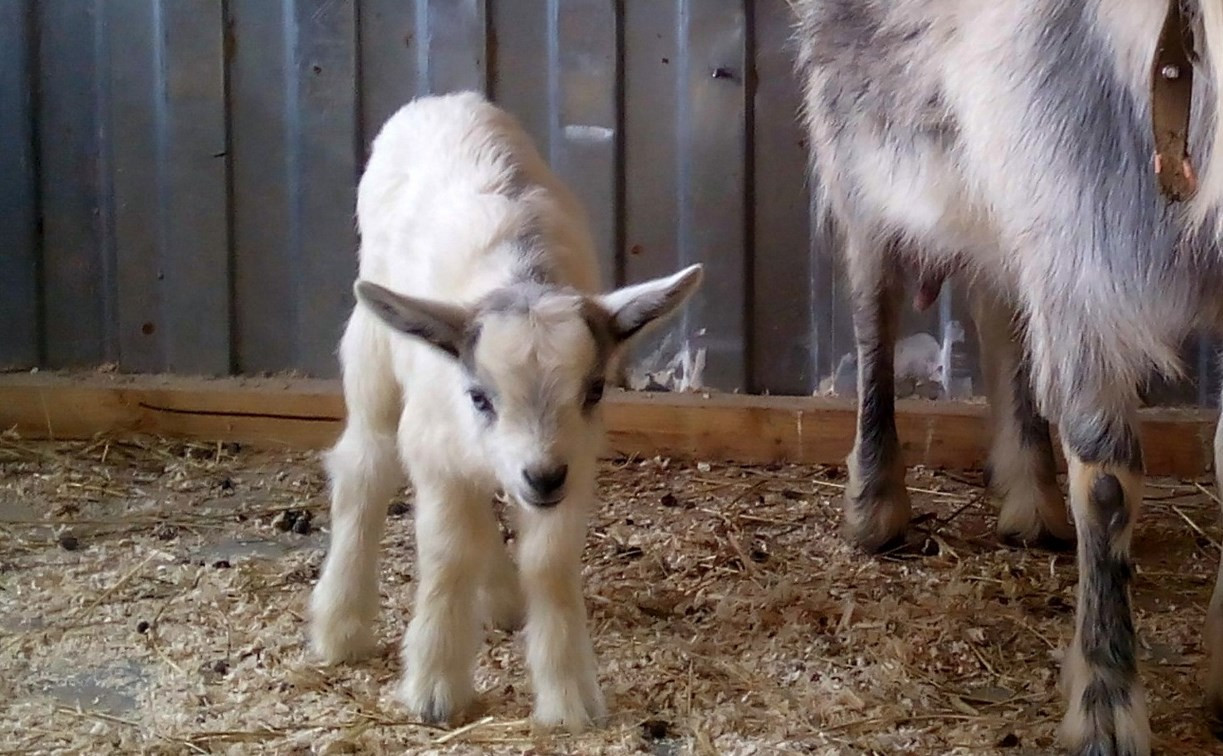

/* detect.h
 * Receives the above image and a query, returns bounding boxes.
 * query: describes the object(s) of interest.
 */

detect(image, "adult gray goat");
[792,1,1223,753]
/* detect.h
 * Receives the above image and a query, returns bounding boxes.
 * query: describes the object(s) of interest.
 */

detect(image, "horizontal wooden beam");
[0,372,1216,477]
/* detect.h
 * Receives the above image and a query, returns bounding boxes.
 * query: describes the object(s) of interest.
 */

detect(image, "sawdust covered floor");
[2,434,1223,755]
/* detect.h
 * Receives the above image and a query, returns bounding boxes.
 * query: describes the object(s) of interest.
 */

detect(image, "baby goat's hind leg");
[396,472,502,724]
[310,310,404,663]
[843,247,911,552]
[480,530,525,632]
[970,289,1074,549]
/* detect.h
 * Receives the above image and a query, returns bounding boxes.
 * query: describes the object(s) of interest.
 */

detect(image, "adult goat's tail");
[1192,2,1223,232]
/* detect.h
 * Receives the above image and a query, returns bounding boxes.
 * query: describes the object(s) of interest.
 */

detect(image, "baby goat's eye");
[468,388,495,416]
[583,379,606,408]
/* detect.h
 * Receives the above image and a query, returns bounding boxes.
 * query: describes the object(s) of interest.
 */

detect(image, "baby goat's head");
[354,265,703,509]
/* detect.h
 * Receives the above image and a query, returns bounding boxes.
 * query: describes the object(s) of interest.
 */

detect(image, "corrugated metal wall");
[1,0,1217,403]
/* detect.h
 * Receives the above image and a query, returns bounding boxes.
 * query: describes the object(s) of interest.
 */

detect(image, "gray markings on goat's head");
[353,264,704,510]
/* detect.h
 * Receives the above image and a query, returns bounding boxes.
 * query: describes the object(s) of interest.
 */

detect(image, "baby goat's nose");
[523,464,568,500]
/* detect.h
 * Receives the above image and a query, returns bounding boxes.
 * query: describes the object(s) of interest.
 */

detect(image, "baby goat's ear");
[597,264,704,344]
[354,280,471,359]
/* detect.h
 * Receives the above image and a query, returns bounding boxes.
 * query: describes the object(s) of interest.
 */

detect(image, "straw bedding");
[2,432,1222,754]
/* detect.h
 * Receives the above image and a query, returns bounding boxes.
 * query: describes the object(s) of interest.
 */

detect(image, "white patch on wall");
[563,125,615,144]
[818,320,972,399]
[625,330,706,393]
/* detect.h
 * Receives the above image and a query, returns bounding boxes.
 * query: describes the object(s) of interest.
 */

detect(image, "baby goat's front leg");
[397,474,499,724]
[310,420,402,663]
[517,483,605,731]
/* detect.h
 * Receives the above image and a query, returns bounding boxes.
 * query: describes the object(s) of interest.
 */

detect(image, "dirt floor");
[3,434,1223,755]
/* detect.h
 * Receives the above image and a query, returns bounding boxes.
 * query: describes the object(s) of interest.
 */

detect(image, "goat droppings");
[388,501,411,517]
[642,719,670,740]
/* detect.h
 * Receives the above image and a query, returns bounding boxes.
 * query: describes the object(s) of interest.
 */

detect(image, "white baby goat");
[308,91,703,731]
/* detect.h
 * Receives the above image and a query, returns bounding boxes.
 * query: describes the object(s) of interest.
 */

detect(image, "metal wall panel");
[678,0,750,389]
[419,0,487,95]
[0,0,1217,405]
[157,1,232,374]
[622,0,751,390]
[749,1,811,396]
[36,0,117,368]
[357,0,422,152]
[552,0,621,289]
[289,0,361,377]
[105,0,230,374]
[489,0,549,148]
[105,0,163,373]
[0,0,39,370]
[230,0,360,377]
[621,1,687,386]
[229,0,302,375]
[492,0,620,289]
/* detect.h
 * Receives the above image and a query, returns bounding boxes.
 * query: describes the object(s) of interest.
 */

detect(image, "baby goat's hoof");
[396,671,475,726]
[309,613,378,664]
[532,678,607,733]
[531,699,606,734]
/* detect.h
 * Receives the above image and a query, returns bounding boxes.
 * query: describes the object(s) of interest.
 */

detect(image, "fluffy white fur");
[968,287,1074,545]
[308,91,701,732]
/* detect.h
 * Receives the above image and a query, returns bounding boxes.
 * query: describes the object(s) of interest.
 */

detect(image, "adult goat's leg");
[1206,386,1223,737]
[843,246,910,551]
[1060,413,1149,756]
[310,310,404,662]
[970,288,1074,548]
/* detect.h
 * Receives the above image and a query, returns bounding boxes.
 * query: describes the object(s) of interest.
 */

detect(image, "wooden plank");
[0,373,344,450]
[0,374,1216,478]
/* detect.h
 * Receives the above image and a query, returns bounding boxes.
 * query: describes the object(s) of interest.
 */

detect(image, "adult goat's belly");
[847,129,999,259]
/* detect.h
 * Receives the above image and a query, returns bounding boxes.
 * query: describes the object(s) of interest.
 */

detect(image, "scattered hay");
[2,432,1222,754]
